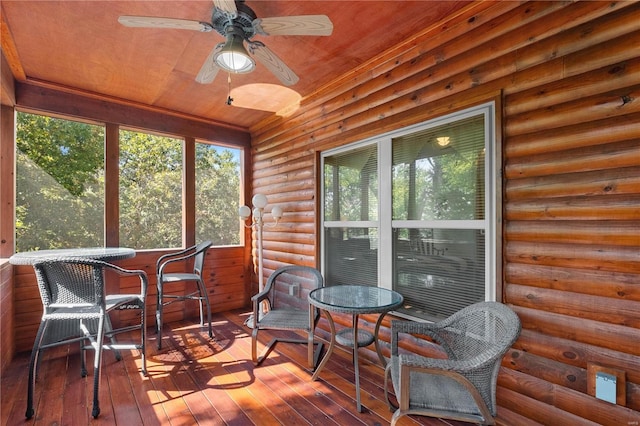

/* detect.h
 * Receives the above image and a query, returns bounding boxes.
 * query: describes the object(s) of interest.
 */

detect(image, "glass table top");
[309,285,403,314]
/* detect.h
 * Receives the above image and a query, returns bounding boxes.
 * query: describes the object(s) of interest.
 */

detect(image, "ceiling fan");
[118,0,333,86]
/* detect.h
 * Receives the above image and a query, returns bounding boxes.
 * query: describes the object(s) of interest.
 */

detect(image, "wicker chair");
[384,301,521,426]
[251,265,324,368]
[156,241,212,349]
[27,258,147,419]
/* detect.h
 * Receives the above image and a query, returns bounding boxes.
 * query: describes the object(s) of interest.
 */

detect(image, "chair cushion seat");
[389,355,483,417]
[257,309,310,331]
[161,273,201,283]
[45,294,142,319]
[106,294,144,310]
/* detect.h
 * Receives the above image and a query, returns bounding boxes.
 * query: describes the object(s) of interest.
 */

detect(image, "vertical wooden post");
[0,105,15,258]
[104,123,119,248]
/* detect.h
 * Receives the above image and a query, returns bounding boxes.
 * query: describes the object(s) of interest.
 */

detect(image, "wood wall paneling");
[1,50,16,106]
[249,2,640,424]
[0,261,14,373]
[0,105,15,258]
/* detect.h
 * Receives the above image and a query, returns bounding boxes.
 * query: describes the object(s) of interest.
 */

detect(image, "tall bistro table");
[308,285,404,412]
[9,247,136,344]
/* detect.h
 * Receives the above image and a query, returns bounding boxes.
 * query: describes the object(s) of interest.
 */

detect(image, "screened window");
[321,103,496,321]
[119,130,183,249]
[195,142,242,245]
[15,112,105,251]
[15,112,246,252]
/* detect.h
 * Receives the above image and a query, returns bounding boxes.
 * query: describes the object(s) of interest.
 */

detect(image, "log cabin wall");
[249,1,640,424]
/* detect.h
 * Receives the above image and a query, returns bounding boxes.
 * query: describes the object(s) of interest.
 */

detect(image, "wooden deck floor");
[1,309,472,425]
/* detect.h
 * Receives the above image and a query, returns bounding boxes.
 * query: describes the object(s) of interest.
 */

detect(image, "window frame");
[320,101,499,320]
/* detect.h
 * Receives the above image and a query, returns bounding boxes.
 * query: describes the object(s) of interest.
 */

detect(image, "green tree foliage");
[118,130,183,249]
[195,145,241,245]
[16,113,104,197]
[16,113,105,251]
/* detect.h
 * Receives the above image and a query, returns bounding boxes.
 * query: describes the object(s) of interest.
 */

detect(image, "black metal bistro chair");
[155,241,213,349]
[27,257,147,419]
[251,265,325,369]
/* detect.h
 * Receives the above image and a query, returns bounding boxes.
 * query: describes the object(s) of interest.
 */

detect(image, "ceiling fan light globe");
[214,32,255,73]
[215,51,255,73]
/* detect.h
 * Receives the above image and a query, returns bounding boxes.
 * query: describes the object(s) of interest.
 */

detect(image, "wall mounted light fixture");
[239,194,283,322]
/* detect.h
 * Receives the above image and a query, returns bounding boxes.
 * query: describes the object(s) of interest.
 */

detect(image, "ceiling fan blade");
[253,15,333,36]
[118,16,213,32]
[213,0,238,17]
[196,44,223,84]
[249,42,299,86]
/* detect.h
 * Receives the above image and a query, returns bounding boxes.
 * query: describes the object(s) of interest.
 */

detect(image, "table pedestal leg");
[352,313,363,412]
[311,310,335,381]
[374,312,389,367]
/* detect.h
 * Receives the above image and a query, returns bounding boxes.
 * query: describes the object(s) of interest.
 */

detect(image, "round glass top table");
[308,285,403,413]
[9,247,136,265]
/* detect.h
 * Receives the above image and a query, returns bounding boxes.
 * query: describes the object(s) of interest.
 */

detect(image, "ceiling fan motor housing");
[211,1,257,40]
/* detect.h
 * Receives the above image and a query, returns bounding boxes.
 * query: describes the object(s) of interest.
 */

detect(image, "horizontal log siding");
[249,1,640,424]
[11,246,246,353]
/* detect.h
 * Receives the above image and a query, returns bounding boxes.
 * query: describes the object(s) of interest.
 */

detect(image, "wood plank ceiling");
[0,1,471,131]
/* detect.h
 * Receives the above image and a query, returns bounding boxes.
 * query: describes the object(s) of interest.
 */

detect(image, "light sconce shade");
[271,206,283,221]
[238,205,251,220]
[214,31,255,74]
[252,193,268,209]
[436,136,451,147]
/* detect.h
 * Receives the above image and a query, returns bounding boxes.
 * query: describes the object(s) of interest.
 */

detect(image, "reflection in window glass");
[394,228,485,321]
[119,130,182,249]
[15,112,105,251]
[393,115,485,221]
[323,143,379,287]
[392,114,487,321]
[195,142,242,245]
[324,227,378,287]
[324,144,378,222]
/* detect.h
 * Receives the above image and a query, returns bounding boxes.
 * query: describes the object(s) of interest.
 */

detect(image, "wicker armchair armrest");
[101,262,148,294]
[399,353,481,374]
[250,287,271,303]
[391,319,442,338]
[390,319,452,356]
[250,266,281,306]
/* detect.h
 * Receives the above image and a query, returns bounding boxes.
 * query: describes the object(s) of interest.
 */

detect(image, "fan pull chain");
[226,73,233,106]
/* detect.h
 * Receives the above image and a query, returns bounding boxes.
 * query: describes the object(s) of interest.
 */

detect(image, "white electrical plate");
[595,371,617,404]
